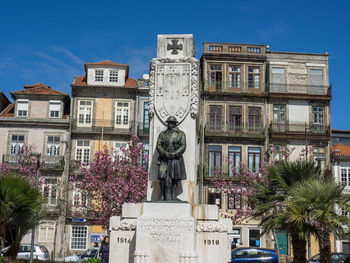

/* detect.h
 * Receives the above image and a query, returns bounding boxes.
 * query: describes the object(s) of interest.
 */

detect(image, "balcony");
[137,122,149,137]
[203,81,267,95]
[270,123,330,138]
[203,43,266,56]
[72,119,134,134]
[205,121,265,139]
[2,154,64,169]
[269,83,331,96]
[42,155,65,169]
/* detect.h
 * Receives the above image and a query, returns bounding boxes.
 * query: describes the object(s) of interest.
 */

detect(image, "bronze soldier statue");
[156,116,186,201]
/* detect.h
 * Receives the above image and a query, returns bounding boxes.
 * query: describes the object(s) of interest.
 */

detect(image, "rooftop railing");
[204,43,266,55]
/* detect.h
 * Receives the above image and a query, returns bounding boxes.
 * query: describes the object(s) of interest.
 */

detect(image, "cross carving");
[167,40,183,55]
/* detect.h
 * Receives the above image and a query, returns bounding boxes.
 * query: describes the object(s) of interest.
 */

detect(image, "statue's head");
[166,116,178,129]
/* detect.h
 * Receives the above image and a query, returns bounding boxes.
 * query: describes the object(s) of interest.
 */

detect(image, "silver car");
[0,244,50,261]
[60,247,100,262]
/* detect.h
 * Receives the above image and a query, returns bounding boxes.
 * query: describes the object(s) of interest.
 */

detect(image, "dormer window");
[109,70,118,82]
[95,70,103,82]
[49,100,61,118]
[17,99,28,117]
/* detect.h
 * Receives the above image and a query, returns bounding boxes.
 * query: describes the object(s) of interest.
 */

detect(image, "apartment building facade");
[0,83,70,259]
[199,42,332,256]
[199,42,270,249]
[332,130,350,253]
[66,61,149,256]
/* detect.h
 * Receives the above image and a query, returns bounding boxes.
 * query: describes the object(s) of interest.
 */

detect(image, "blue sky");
[0,0,349,129]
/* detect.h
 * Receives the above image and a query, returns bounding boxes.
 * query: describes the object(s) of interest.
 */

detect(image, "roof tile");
[332,144,350,156]
[11,83,68,96]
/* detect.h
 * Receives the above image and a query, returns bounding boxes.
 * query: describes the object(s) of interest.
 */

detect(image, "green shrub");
[82,258,101,263]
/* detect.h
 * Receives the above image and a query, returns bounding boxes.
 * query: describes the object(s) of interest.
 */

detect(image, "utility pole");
[29,152,41,263]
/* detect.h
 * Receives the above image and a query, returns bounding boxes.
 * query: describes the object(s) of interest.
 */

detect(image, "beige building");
[66,60,149,256]
[0,83,70,260]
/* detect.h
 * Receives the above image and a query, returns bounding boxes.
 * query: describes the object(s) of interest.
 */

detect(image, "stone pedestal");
[110,203,231,263]
[135,202,196,263]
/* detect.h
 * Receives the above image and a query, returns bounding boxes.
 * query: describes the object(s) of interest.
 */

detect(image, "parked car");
[59,247,101,262]
[0,244,49,261]
[231,247,279,263]
[307,253,349,263]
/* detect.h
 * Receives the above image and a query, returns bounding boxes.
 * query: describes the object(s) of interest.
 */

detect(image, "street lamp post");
[29,152,41,263]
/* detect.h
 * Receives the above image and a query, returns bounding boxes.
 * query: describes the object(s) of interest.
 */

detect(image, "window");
[313,147,326,171]
[341,169,349,186]
[73,188,87,207]
[273,104,286,123]
[309,69,323,86]
[95,70,103,82]
[273,145,286,162]
[76,141,90,165]
[249,229,261,247]
[209,105,223,131]
[49,100,61,118]
[208,145,222,177]
[38,221,55,243]
[142,142,149,170]
[231,228,242,249]
[228,146,241,176]
[312,106,325,132]
[208,190,221,208]
[248,147,261,173]
[78,100,93,126]
[248,67,260,89]
[17,99,28,117]
[248,107,261,132]
[115,101,130,128]
[47,136,60,156]
[109,70,118,82]
[113,142,127,160]
[143,101,149,131]
[228,106,242,132]
[10,134,25,155]
[228,66,241,88]
[209,65,222,90]
[70,226,88,250]
[43,178,58,206]
[228,194,241,209]
[271,67,286,91]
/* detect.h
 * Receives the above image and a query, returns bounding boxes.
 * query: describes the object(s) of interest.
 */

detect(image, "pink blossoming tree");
[70,134,148,228]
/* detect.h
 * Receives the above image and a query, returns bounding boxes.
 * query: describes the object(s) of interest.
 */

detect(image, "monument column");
[147,34,199,204]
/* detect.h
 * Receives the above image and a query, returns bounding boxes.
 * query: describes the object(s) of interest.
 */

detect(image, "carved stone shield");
[155,63,191,124]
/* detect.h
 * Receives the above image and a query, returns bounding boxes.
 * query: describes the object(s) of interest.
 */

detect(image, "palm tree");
[288,178,350,263]
[0,175,44,258]
[251,159,321,263]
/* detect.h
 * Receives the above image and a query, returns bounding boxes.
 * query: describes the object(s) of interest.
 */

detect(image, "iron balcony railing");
[270,123,330,135]
[72,119,134,134]
[205,121,265,137]
[203,80,267,94]
[268,83,331,96]
[2,154,64,169]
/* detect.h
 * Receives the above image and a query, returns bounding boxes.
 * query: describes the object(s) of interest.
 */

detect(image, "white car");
[58,247,100,262]
[0,244,50,261]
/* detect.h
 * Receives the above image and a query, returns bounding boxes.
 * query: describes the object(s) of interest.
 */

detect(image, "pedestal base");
[109,203,232,263]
